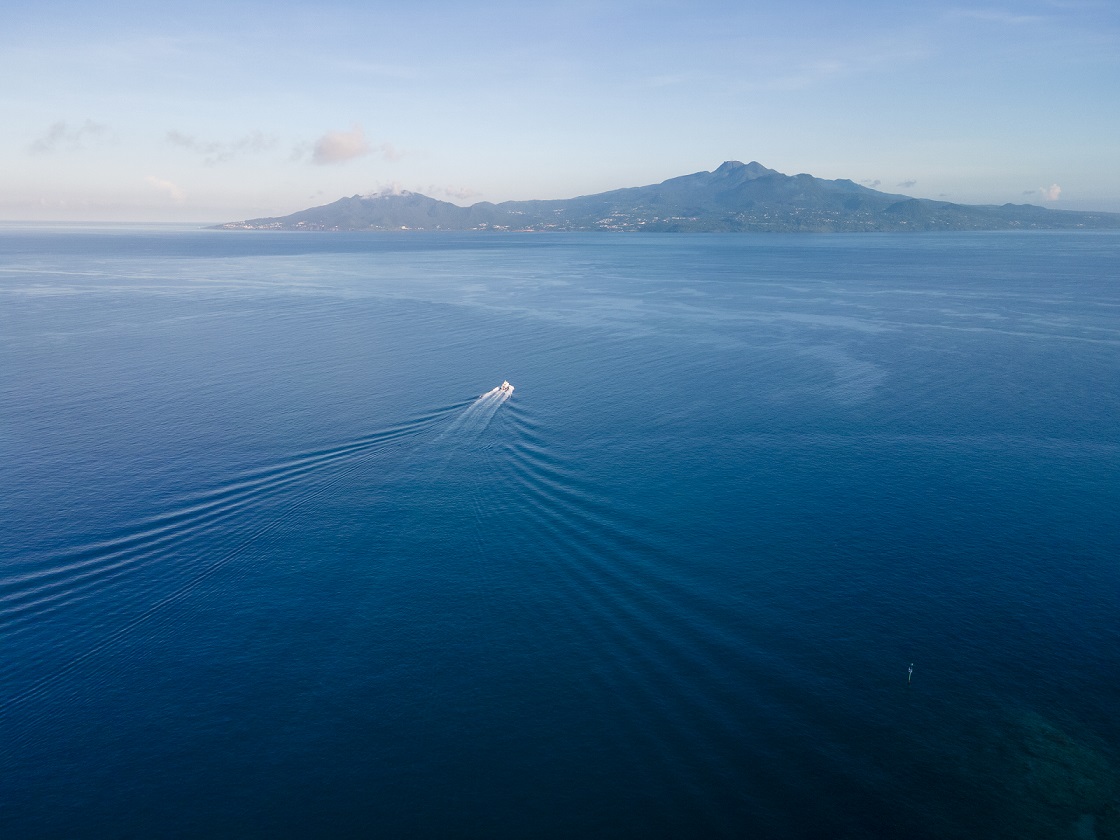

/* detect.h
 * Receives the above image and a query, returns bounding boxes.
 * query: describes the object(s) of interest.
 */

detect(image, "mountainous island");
[215,161,1120,233]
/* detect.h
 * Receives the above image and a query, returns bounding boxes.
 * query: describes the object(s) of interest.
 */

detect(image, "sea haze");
[2,229,1118,838]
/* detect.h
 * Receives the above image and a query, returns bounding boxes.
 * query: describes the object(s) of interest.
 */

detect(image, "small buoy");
[908,663,914,684]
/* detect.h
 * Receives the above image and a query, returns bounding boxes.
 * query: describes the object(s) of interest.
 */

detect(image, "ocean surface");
[2,227,1118,838]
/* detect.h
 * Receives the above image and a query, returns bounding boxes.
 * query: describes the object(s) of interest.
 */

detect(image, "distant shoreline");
[211,161,1120,234]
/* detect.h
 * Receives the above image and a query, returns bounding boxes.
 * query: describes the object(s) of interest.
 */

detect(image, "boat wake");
[437,381,514,443]
[1,386,523,720]
[0,400,468,719]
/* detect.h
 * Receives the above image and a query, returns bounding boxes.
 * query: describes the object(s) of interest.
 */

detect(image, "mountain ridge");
[215,161,1120,232]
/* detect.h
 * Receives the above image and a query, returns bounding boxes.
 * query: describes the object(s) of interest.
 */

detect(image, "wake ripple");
[0,398,482,717]
[468,403,771,825]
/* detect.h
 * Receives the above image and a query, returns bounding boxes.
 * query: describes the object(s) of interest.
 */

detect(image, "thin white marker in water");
[908,663,914,684]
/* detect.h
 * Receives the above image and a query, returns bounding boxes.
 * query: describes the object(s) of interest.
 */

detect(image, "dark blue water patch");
[2,229,1119,838]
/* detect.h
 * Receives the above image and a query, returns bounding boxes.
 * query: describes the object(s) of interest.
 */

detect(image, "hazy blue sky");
[4,0,1118,221]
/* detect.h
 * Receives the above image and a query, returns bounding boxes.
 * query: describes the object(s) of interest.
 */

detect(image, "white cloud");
[358,183,479,202]
[28,119,108,154]
[166,129,276,164]
[312,125,371,165]
[145,176,185,203]
[365,182,408,198]
[1042,183,1061,201]
[897,179,917,189]
[296,128,404,165]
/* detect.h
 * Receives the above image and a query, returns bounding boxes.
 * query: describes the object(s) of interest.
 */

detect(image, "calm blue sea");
[2,227,1118,838]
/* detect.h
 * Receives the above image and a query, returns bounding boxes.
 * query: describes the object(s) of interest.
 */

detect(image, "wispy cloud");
[740,59,848,92]
[725,39,934,94]
[289,142,312,163]
[329,59,418,80]
[948,9,1046,25]
[431,185,481,202]
[166,129,276,164]
[28,119,108,154]
[644,73,691,88]
[312,125,371,165]
[145,176,185,203]
[862,179,882,188]
[897,179,918,189]
[379,142,405,162]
